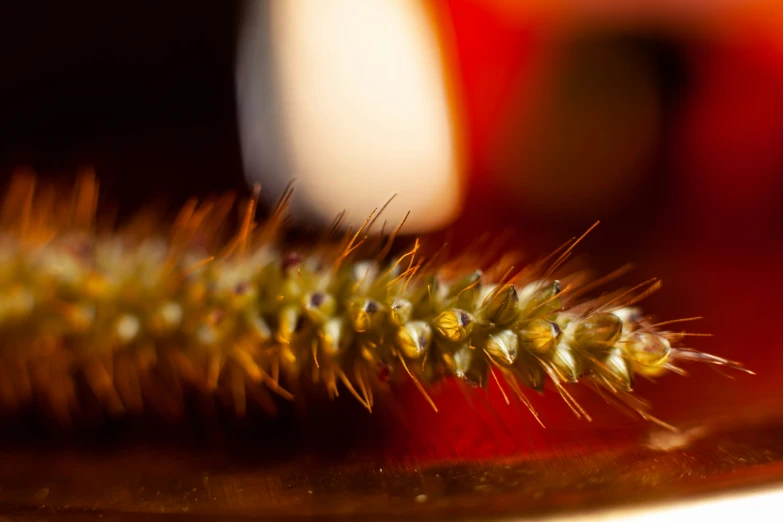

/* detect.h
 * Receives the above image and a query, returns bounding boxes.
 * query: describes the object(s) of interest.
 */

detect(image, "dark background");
[0,2,245,213]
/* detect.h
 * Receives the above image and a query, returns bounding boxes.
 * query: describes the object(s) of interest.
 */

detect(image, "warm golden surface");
[1,404,782,521]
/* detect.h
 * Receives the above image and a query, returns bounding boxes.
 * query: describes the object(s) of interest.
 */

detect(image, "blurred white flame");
[543,485,783,522]
[237,0,462,233]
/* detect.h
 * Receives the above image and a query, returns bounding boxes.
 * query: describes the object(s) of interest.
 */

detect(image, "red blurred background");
[1,1,782,460]
[404,0,783,458]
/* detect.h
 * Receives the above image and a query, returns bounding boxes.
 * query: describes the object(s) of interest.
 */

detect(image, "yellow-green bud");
[600,348,633,391]
[550,343,580,383]
[573,313,623,352]
[520,280,561,319]
[433,308,474,343]
[395,321,432,359]
[388,297,413,327]
[349,298,383,333]
[276,304,300,344]
[451,344,488,388]
[514,350,546,391]
[518,318,562,355]
[483,284,520,326]
[623,331,671,368]
[321,317,350,358]
[485,329,518,365]
[302,291,336,325]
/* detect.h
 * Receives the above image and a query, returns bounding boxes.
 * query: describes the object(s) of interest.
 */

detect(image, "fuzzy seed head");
[0,174,745,428]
